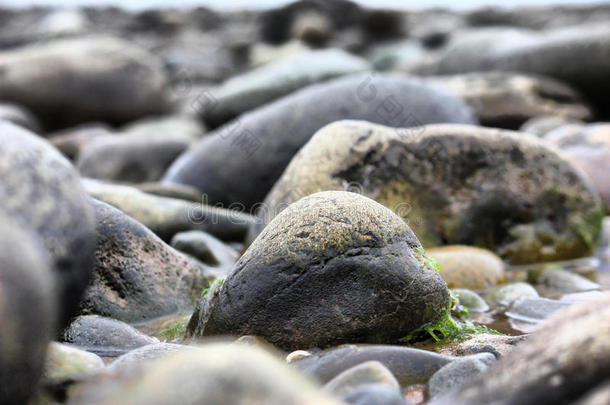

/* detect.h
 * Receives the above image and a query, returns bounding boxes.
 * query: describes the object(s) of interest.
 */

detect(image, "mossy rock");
[189,191,449,351]
[252,121,603,264]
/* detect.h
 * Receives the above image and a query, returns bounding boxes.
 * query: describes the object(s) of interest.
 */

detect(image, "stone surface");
[48,123,115,160]
[0,215,55,405]
[485,282,539,308]
[43,342,105,384]
[428,353,496,399]
[253,121,603,264]
[544,123,610,213]
[0,121,95,330]
[342,384,407,405]
[0,36,169,129]
[84,181,255,242]
[203,49,371,127]
[427,246,505,290]
[0,102,40,131]
[163,74,476,209]
[520,115,583,137]
[424,72,592,129]
[108,343,189,372]
[408,24,610,117]
[452,289,489,313]
[537,267,600,293]
[63,315,158,357]
[79,199,212,323]
[505,297,572,324]
[292,344,454,386]
[414,334,525,360]
[170,230,239,275]
[431,292,610,405]
[323,361,400,398]
[72,343,342,405]
[188,191,449,350]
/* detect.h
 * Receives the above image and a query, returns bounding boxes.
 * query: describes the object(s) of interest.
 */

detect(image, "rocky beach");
[0,1,609,404]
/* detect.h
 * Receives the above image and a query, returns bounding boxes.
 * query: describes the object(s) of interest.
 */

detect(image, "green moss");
[201,277,225,300]
[400,292,501,344]
[157,314,191,342]
[414,247,439,272]
[569,207,604,250]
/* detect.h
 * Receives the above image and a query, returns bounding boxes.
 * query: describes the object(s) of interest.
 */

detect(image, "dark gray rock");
[430,292,610,405]
[0,121,95,330]
[292,344,454,386]
[0,215,55,405]
[79,199,212,323]
[48,123,115,160]
[0,36,169,129]
[505,297,573,324]
[63,315,158,357]
[163,74,476,209]
[188,191,449,350]
[202,49,370,127]
[254,121,603,264]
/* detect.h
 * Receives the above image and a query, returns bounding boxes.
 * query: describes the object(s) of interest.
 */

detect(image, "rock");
[0,121,95,330]
[408,24,610,118]
[83,181,255,242]
[135,182,203,202]
[368,39,426,71]
[0,102,40,131]
[43,342,104,385]
[430,292,610,405]
[537,267,600,293]
[33,9,88,38]
[0,36,169,130]
[63,315,158,357]
[253,121,603,264]
[163,74,476,209]
[290,11,332,46]
[108,343,189,372]
[561,291,604,303]
[451,289,489,313]
[48,123,115,160]
[414,334,525,360]
[505,297,573,324]
[291,344,454,386]
[0,215,56,405]
[428,353,496,399]
[188,191,449,350]
[202,49,370,127]
[573,382,610,405]
[79,199,212,323]
[72,343,342,405]
[76,135,189,183]
[170,230,239,274]
[485,283,539,308]
[520,115,583,137]
[323,361,400,398]
[342,384,407,405]
[544,123,610,213]
[424,72,592,129]
[427,246,505,290]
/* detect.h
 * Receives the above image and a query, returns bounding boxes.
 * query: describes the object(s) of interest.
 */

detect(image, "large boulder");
[0,36,169,129]
[0,121,95,329]
[253,121,603,264]
[163,74,476,209]
[0,216,56,405]
[79,200,212,323]
[431,292,610,405]
[202,49,371,127]
[188,191,449,351]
